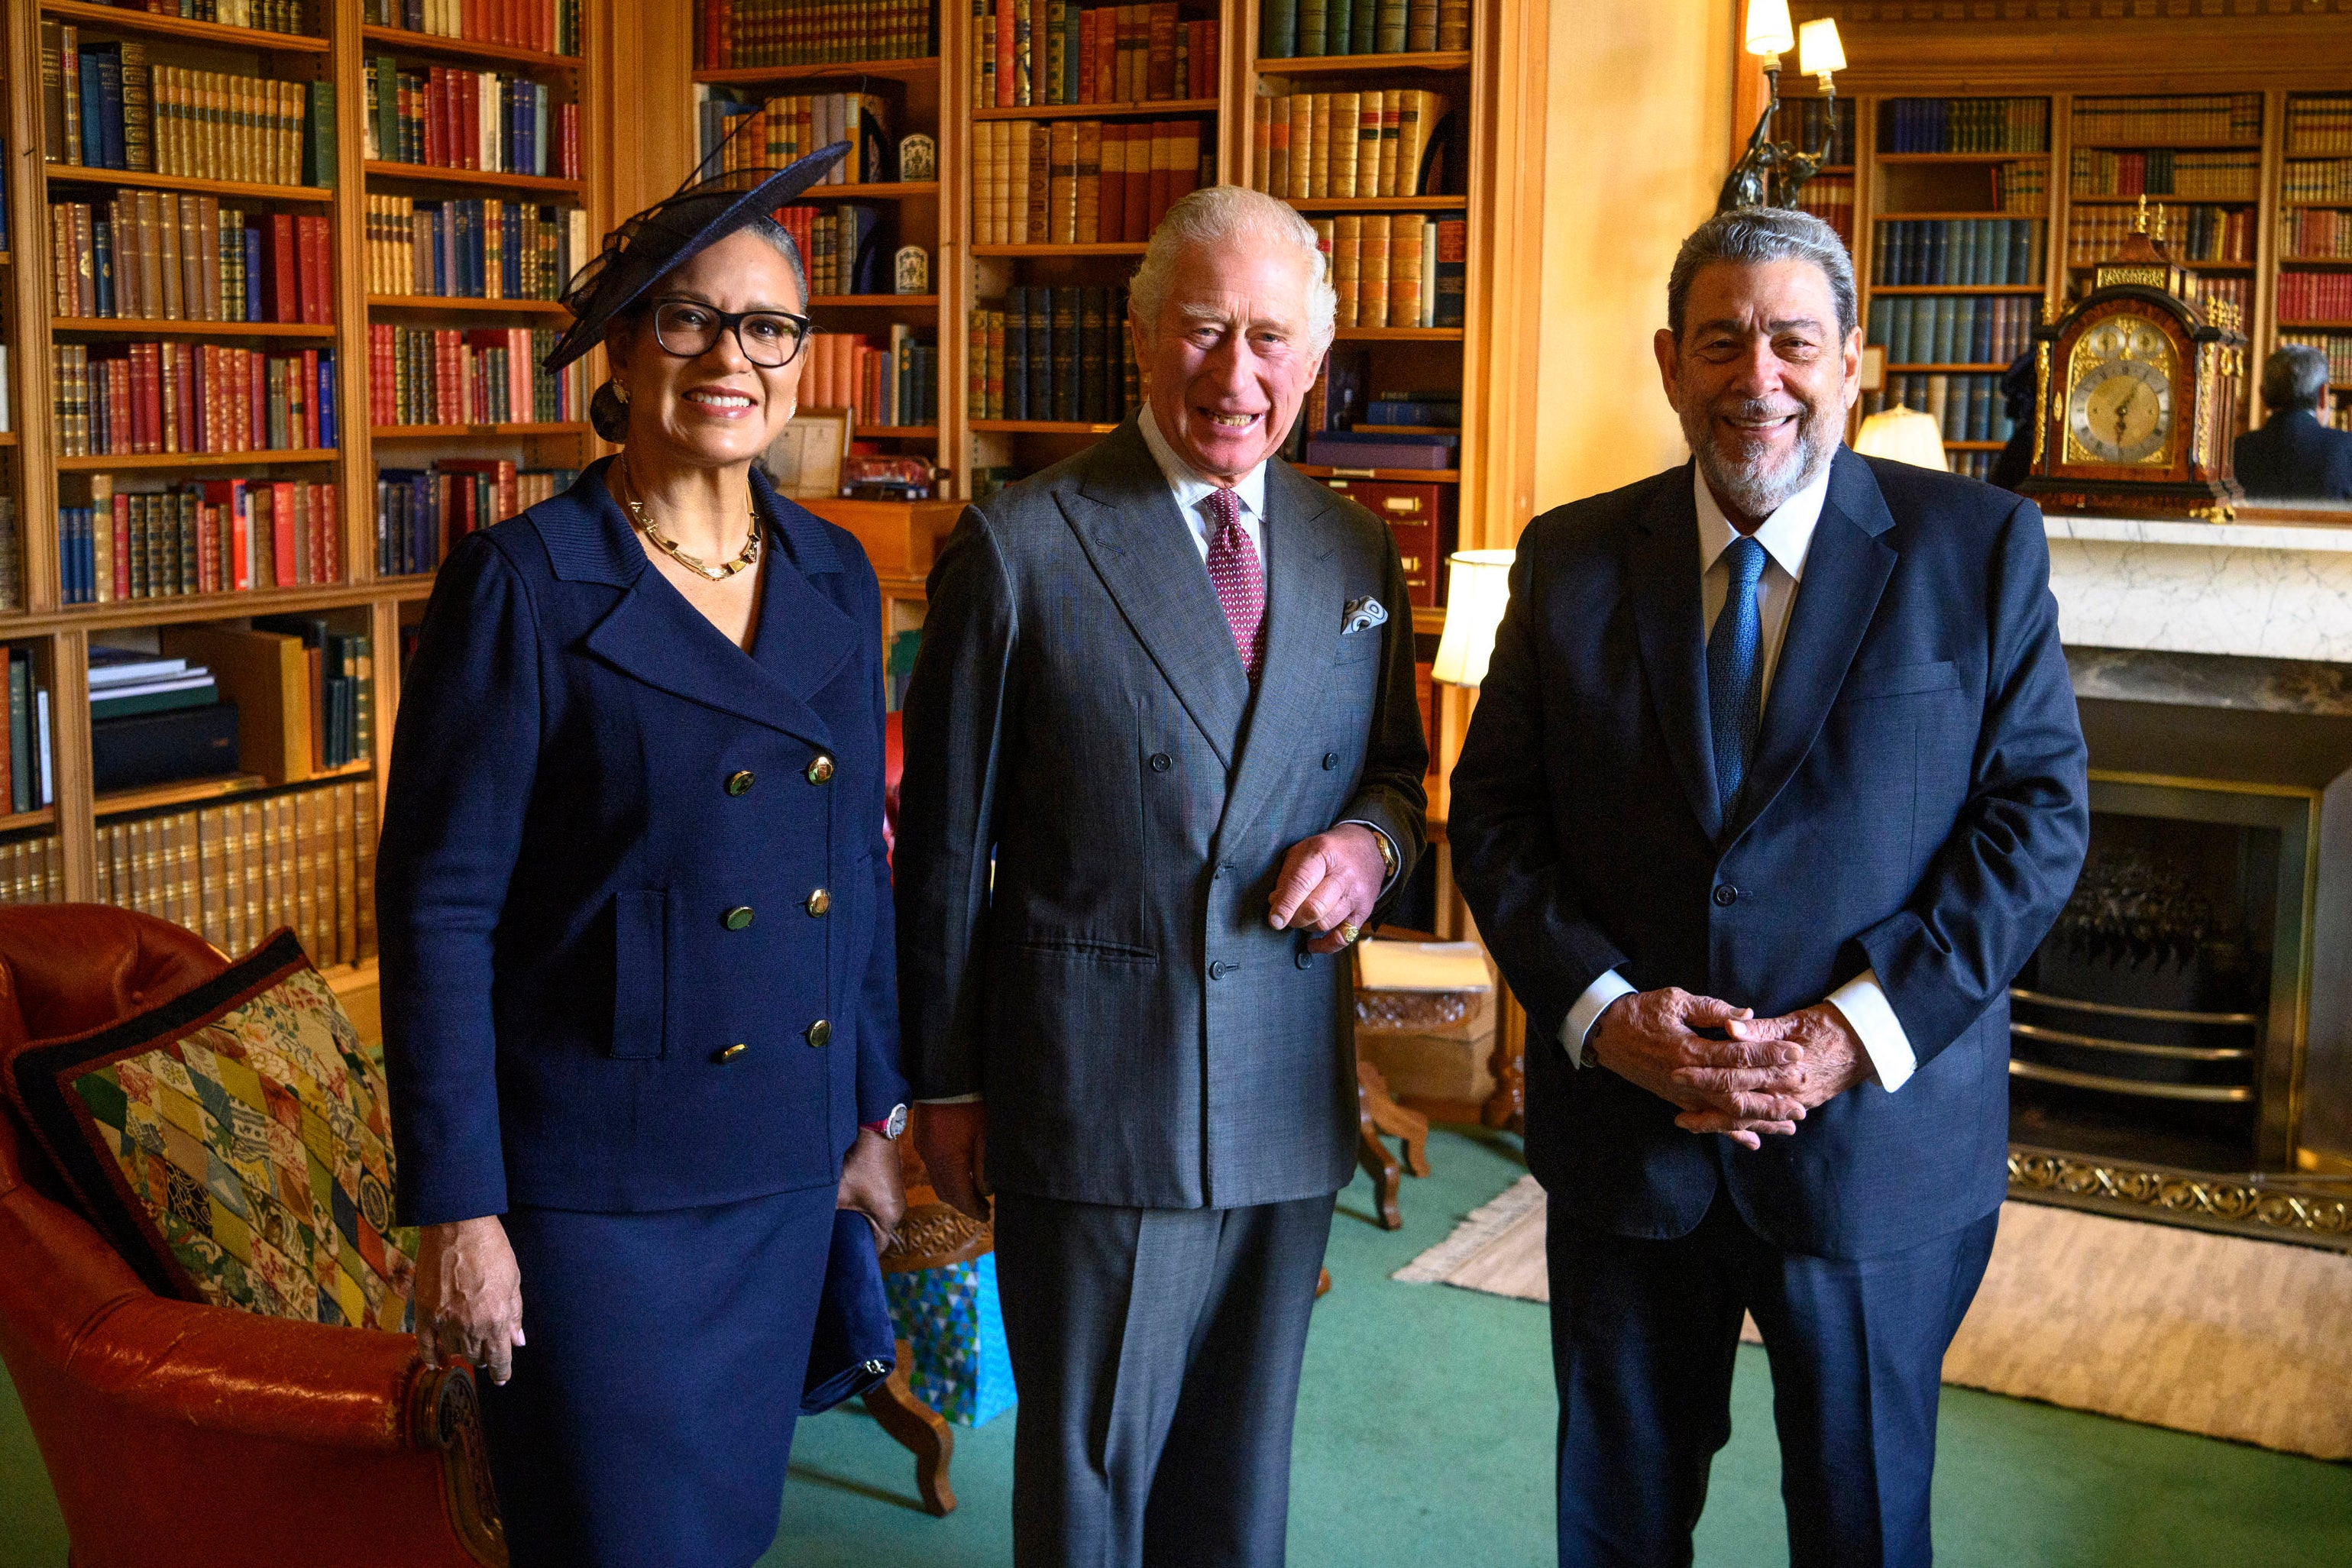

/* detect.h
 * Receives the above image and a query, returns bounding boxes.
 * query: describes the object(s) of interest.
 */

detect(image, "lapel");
[1214,458,1349,855]
[552,458,853,750]
[1626,464,1723,844]
[1725,447,1898,845]
[1060,419,1252,769]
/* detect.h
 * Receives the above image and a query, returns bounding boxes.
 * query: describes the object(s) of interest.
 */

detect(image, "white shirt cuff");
[1825,969,1917,1093]
[1558,968,1638,1061]
[917,1094,982,1104]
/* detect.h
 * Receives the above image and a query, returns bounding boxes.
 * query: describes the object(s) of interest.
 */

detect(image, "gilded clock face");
[2064,315,2176,467]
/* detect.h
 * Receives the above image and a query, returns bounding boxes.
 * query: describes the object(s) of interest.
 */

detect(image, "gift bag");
[882,1250,1017,1426]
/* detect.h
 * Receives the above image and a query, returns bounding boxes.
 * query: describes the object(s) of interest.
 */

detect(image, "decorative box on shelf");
[802,496,964,577]
[1354,937,1496,1122]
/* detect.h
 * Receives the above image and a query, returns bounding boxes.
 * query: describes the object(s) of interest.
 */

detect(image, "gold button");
[805,1019,832,1049]
[806,888,832,917]
[714,1043,747,1063]
[723,905,755,930]
[725,770,755,797]
[806,755,836,784]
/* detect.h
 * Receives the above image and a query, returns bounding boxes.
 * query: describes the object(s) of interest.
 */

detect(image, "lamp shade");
[1797,17,1845,76]
[1744,0,1796,57]
[1852,408,1952,471]
[1431,550,1516,688]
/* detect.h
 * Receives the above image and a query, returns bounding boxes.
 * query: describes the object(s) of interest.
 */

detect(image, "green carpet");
[4,1129,2348,1565]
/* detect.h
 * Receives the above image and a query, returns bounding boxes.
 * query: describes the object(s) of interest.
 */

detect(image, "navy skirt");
[478,1184,837,1568]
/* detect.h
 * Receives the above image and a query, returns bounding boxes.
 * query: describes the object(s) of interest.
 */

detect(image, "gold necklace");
[618,457,762,581]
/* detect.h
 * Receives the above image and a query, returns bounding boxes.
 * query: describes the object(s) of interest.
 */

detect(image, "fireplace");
[2003,648,2352,1250]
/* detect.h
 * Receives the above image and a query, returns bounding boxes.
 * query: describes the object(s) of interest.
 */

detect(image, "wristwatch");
[862,1103,910,1140]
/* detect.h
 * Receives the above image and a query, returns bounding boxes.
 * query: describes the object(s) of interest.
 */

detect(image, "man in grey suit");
[895,184,1428,1567]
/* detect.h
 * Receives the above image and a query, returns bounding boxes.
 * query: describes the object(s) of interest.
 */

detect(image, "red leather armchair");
[0,904,503,1568]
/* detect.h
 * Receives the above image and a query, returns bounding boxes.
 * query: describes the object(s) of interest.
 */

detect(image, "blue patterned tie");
[1708,536,1768,820]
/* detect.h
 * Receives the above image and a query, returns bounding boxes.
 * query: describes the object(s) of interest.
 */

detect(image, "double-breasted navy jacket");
[378,457,907,1228]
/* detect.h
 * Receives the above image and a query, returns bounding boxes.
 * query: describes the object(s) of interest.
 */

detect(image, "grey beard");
[1684,398,1838,521]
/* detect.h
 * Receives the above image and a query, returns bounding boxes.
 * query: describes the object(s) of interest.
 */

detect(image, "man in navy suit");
[2235,344,2352,502]
[1448,207,2088,1567]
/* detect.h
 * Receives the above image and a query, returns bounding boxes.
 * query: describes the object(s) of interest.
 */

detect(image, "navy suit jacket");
[378,458,907,1227]
[1449,450,2088,1259]
[2234,409,2352,503]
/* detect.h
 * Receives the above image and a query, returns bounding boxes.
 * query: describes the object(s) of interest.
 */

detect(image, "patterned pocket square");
[1341,596,1390,635]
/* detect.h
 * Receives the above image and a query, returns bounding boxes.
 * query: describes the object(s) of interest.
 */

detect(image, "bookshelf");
[0,0,605,1021]
[1783,4,2352,451]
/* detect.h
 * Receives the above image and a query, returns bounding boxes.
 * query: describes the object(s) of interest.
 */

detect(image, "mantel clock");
[2020,205,2248,519]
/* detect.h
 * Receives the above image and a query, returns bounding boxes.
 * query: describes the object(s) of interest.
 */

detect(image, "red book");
[995,0,1015,107]
[246,348,264,451]
[302,349,321,448]
[110,494,130,598]
[461,73,481,171]
[174,343,198,454]
[136,345,162,456]
[1124,126,1152,241]
[1170,123,1202,206]
[202,480,250,591]
[1147,4,1177,101]
[319,483,341,583]
[300,216,328,325]
[270,480,297,587]
[267,215,299,323]
[1096,9,1118,103]
[196,505,219,595]
[1078,9,1097,103]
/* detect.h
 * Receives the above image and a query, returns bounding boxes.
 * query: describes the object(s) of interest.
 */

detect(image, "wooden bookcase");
[0,1,607,1024]
[1780,4,2352,461]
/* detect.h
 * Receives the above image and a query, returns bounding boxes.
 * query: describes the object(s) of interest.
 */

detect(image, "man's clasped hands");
[1591,989,1877,1150]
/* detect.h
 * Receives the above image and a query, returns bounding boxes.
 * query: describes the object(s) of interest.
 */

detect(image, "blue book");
[1003,293,1028,420]
[90,45,125,169]
[318,351,338,448]
[244,227,265,321]
[1866,296,1892,353]
[79,55,105,167]
[1366,399,1461,425]
[1025,286,1051,421]
[1969,298,1994,364]
[93,218,115,317]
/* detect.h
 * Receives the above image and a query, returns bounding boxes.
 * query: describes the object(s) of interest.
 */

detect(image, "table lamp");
[1432,550,1516,690]
[1852,407,1952,472]
[1720,5,1846,213]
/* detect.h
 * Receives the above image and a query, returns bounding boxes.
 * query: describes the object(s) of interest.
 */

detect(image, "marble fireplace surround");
[2024,510,2352,1246]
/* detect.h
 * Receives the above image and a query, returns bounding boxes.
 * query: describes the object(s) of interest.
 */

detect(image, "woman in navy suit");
[375,146,911,1567]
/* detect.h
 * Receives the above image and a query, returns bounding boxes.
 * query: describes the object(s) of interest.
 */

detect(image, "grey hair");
[1668,206,1859,343]
[1129,184,1338,352]
[2263,345,2330,416]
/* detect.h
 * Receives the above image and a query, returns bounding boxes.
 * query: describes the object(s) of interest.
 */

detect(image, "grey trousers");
[992,1191,1338,1568]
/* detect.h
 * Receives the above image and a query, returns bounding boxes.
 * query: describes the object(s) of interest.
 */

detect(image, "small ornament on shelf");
[896,246,932,296]
[898,133,937,183]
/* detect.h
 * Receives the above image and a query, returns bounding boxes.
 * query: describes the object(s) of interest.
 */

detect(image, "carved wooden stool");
[866,1136,994,1516]
[1356,1059,1432,1230]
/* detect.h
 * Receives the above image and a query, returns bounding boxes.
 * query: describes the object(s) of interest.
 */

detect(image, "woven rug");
[1394,1176,2352,1461]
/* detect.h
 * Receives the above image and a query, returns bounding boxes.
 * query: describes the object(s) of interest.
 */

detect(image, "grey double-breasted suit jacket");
[895,416,1428,1210]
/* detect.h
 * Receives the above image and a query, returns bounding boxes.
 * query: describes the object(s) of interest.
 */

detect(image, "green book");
[1299,0,1328,57]
[1325,0,1351,57]
[1260,0,1299,60]
[306,79,334,188]
[89,684,217,723]
[1351,0,1377,55]
[1375,0,1409,53]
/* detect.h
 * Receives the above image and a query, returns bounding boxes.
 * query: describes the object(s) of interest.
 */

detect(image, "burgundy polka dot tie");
[1202,487,1265,682]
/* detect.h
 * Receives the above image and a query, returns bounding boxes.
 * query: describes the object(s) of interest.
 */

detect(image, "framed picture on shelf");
[762,409,852,498]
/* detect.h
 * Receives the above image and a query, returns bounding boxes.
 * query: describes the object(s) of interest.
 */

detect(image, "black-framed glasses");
[649,297,812,367]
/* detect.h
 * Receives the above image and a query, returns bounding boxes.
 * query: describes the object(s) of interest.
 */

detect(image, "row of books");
[1770,98,1855,168]
[367,0,583,55]
[1995,161,2046,212]
[2284,160,2352,205]
[838,331,940,428]
[0,838,63,905]
[2069,148,2259,201]
[1869,219,2044,288]
[773,203,894,296]
[364,196,591,300]
[792,331,914,421]
[1878,98,2048,155]
[2278,273,2352,326]
[42,27,332,189]
[2,648,56,818]
[2189,274,2249,317]
[2067,203,2253,265]
[2279,333,2352,389]
[57,478,342,605]
[152,622,377,784]
[696,0,933,68]
[95,780,378,974]
[698,91,897,186]
[367,326,584,428]
[364,60,581,179]
[971,118,1204,244]
[1869,373,2019,446]
[975,3,1221,108]
[968,289,1141,424]
[1793,176,1852,249]
[2070,95,2262,147]
[1309,213,1464,330]
[2282,209,2352,261]
[1866,294,2035,370]
[1946,451,2000,482]
[50,202,333,325]
[377,464,577,577]
[52,344,340,460]
[104,3,304,35]
[1257,0,1468,57]
[2287,95,2352,157]
[1251,91,1452,201]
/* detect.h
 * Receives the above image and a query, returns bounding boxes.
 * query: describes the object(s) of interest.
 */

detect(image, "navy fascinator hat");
[541,137,852,374]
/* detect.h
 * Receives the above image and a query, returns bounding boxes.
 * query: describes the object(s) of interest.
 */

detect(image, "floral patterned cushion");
[4,928,416,1330]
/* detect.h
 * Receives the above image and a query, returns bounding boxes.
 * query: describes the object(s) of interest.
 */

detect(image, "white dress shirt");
[1556,462,1920,1094]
